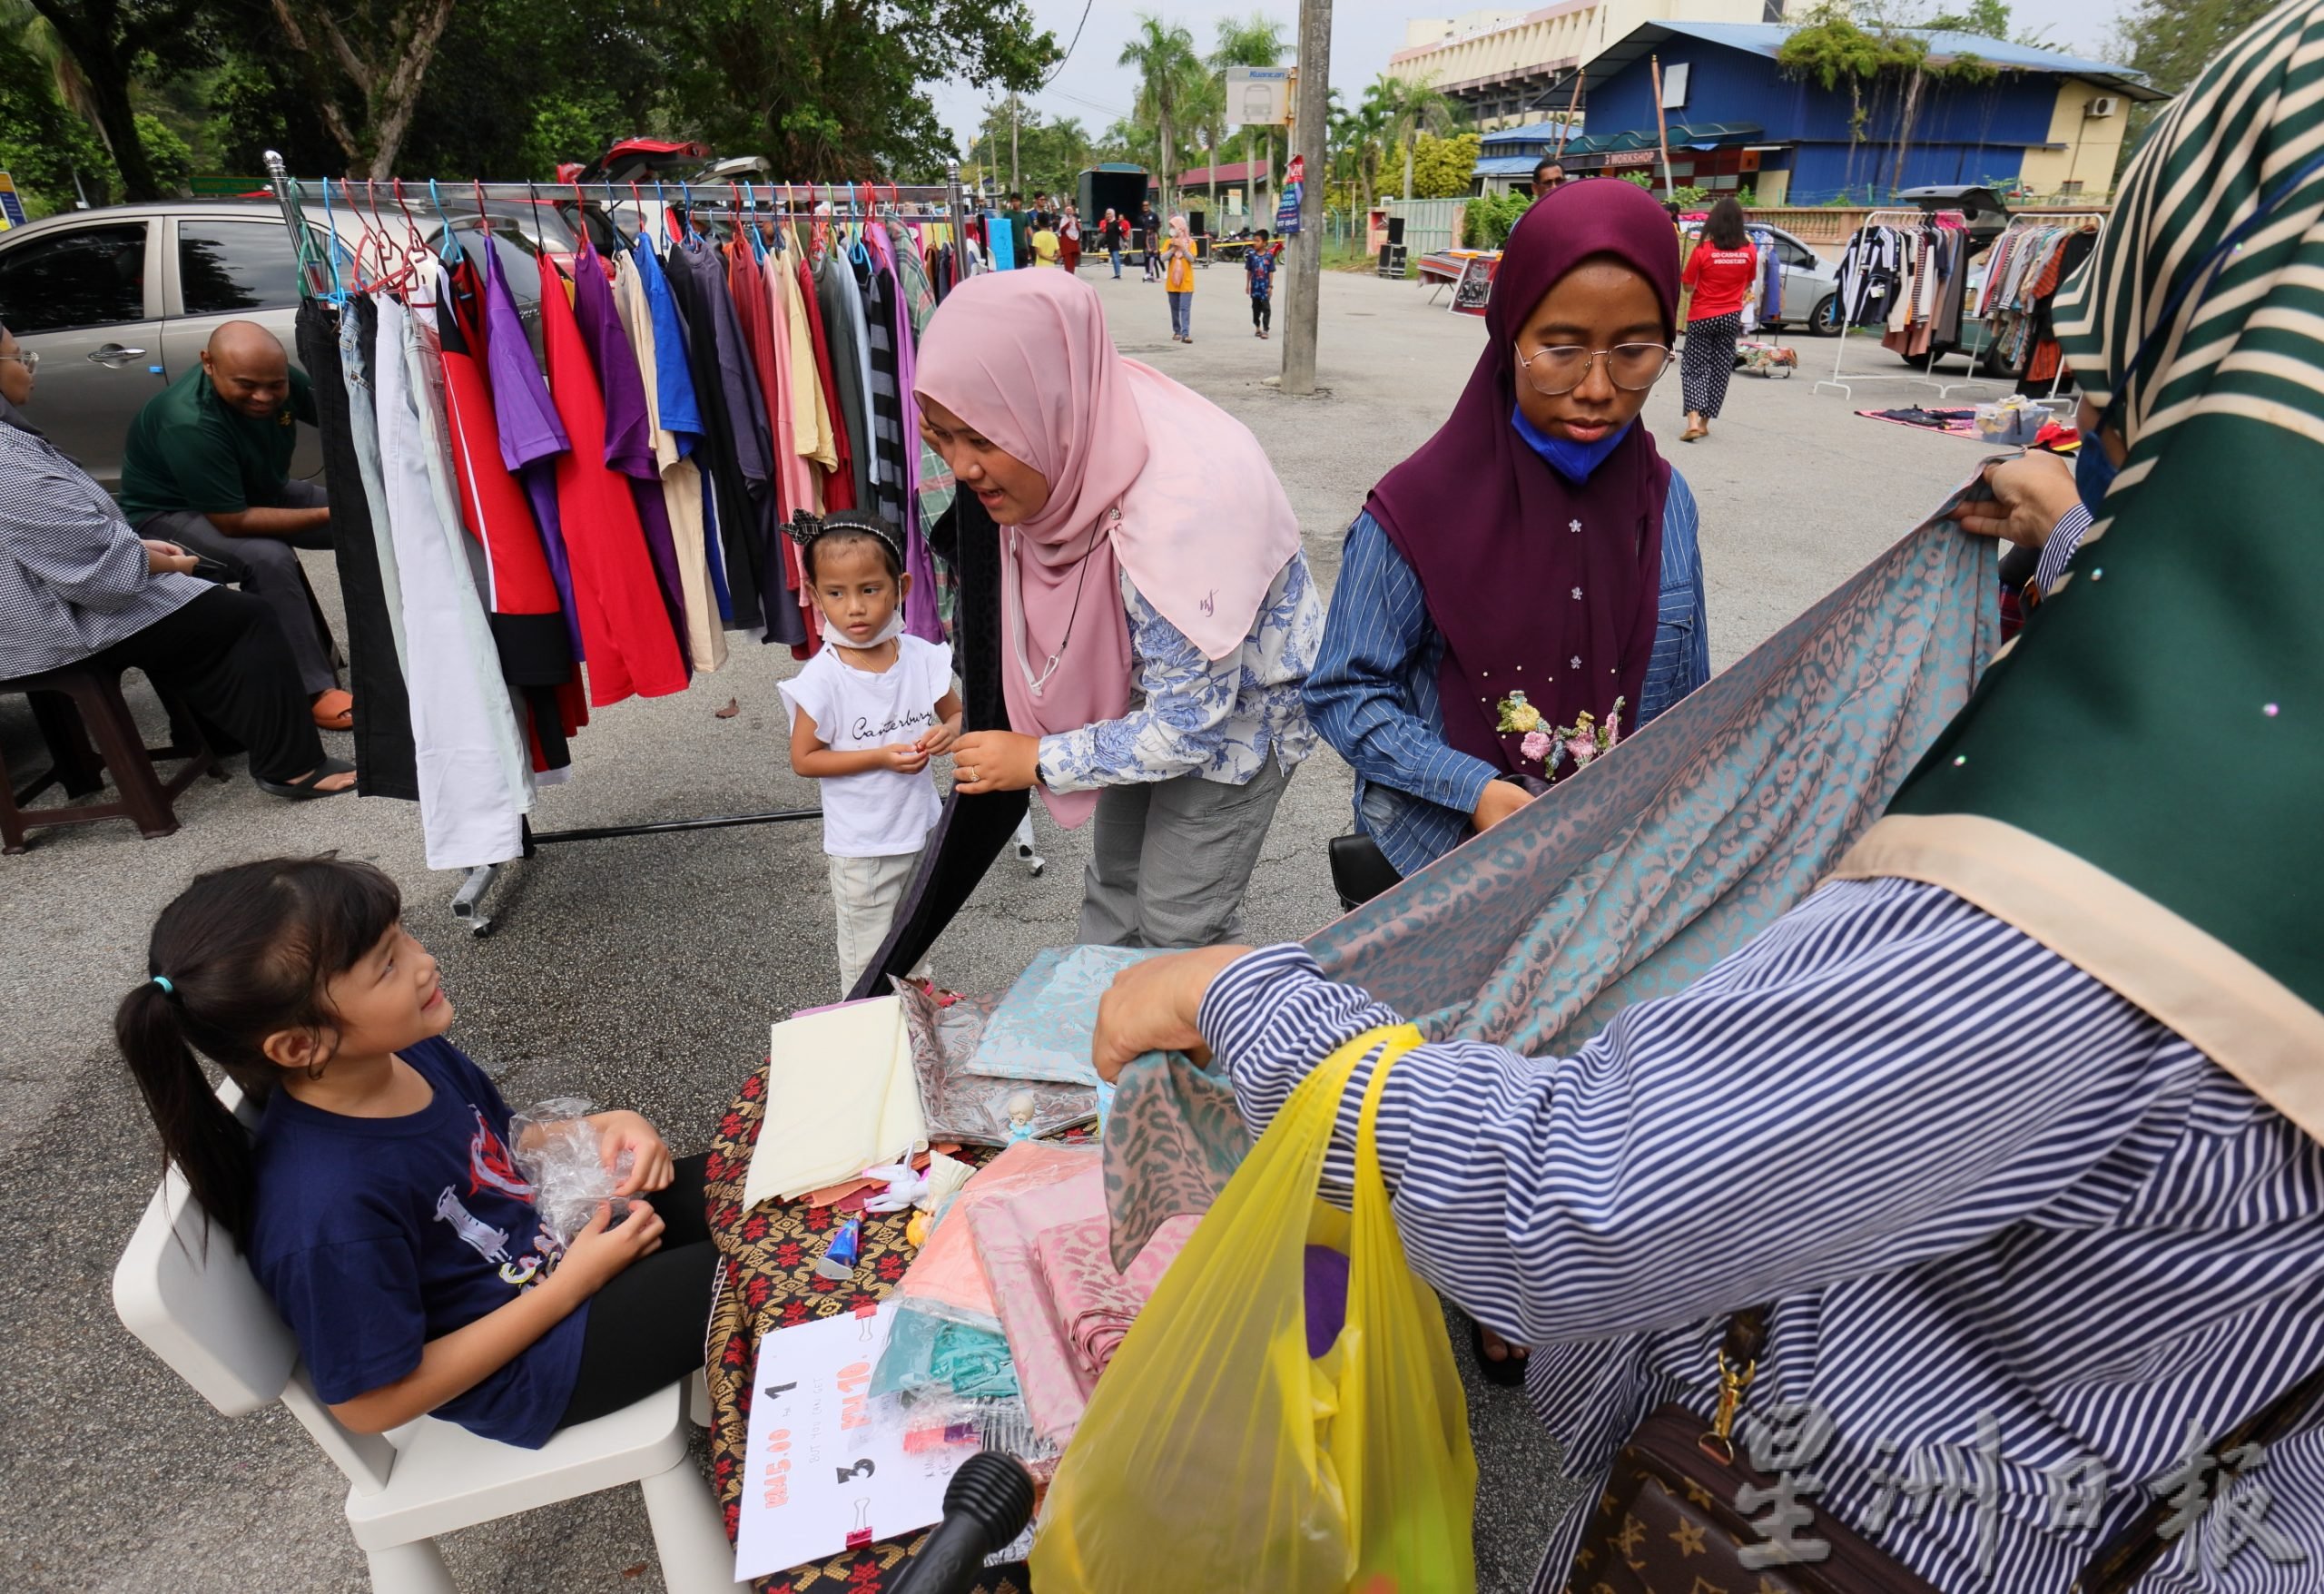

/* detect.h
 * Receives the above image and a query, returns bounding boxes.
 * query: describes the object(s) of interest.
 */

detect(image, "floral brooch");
[1497,689,1624,781]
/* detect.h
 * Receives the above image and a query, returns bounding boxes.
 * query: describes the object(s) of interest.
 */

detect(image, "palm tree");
[1210,12,1287,225]
[1180,66,1226,220]
[1365,73,1459,203]
[1330,92,1388,220]
[1119,14,1201,216]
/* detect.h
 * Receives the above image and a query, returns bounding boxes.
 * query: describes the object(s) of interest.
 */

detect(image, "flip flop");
[254,755,356,801]
[310,689,354,731]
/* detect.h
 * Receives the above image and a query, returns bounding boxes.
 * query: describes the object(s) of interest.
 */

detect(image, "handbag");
[1327,833,1402,913]
[1571,1310,2324,1593]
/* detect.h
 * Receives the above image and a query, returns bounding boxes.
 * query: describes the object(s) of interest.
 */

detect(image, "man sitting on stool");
[118,320,350,731]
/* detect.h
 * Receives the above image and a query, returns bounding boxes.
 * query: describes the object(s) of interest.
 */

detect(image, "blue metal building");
[1553,22,2163,204]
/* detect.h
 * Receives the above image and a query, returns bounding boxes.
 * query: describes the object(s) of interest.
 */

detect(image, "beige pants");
[830,847,931,997]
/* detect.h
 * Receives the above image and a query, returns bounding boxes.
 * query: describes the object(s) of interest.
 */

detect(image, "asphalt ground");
[0,263,1994,1592]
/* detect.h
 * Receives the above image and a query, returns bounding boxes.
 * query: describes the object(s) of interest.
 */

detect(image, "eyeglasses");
[0,350,37,373]
[1515,341,1673,396]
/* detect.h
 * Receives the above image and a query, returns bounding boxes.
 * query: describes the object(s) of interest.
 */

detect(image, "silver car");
[1682,220,1845,336]
[0,196,581,494]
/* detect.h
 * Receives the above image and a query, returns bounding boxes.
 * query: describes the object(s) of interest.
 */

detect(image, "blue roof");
[1480,118,1581,149]
[1634,22,2163,100]
[1473,155,1551,178]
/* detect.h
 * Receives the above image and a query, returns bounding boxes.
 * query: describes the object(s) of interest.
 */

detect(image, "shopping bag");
[1031,1025,1478,1594]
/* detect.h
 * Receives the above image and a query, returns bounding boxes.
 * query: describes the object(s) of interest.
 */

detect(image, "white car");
[1683,221,1846,336]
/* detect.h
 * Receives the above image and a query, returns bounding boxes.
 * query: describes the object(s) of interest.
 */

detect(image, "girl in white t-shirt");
[778,515,963,994]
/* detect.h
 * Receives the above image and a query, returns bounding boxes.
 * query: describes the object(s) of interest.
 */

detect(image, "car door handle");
[86,344,148,367]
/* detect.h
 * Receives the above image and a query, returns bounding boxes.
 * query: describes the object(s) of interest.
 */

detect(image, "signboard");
[1449,252,1499,318]
[1226,65,1292,126]
[1604,148,1657,168]
[1275,153,1304,237]
[0,172,24,231]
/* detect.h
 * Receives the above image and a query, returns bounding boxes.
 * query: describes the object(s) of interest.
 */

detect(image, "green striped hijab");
[1840,0,2324,1144]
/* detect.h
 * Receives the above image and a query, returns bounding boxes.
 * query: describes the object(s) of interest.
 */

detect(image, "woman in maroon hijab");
[1303,178,1713,1377]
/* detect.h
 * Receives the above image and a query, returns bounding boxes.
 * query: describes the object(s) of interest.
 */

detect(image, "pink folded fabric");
[895,1140,1095,1325]
[967,1164,1196,1443]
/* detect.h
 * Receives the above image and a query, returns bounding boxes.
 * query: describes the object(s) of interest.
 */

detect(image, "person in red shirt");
[1677,196,1758,442]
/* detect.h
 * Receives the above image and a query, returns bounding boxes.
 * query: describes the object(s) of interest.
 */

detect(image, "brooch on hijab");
[1498,690,1625,780]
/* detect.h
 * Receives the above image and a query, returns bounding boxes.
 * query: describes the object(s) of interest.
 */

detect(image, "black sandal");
[1469,1315,1530,1387]
[254,755,356,801]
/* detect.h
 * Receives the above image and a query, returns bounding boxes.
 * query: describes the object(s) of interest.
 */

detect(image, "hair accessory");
[151,975,176,996]
[783,508,904,565]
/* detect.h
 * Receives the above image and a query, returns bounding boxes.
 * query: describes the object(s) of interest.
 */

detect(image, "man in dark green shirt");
[119,320,347,727]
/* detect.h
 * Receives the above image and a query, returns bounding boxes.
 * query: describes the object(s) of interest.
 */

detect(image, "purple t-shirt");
[569,241,689,658]
[480,236,583,660]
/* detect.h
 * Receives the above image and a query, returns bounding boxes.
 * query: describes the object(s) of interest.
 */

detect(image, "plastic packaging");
[896,979,1096,1146]
[510,1097,632,1245]
[1031,1026,1478,1594]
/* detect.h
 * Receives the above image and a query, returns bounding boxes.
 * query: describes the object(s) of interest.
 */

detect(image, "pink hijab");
[914,270,1301,826]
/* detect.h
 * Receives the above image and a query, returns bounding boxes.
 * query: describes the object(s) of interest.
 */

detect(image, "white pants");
[830,846,931,996]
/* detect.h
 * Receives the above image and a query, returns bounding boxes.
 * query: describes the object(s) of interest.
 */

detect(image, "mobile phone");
[189,556,235,583]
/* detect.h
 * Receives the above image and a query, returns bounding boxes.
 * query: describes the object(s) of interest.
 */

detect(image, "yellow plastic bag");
[1031,1026,1478,1594]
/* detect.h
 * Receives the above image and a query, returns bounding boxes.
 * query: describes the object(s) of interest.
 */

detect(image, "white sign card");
[1226,65,1292,126]
[734,1301,981,1580]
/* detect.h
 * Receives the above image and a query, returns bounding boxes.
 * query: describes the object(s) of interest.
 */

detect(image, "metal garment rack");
[259,150,984,935]
[1814,209,1997,402]
[1973,210,2108,412]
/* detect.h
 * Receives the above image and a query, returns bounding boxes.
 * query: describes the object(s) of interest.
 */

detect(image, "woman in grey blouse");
[0,322,354,799]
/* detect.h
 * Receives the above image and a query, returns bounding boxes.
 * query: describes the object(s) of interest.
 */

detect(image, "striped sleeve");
[2034,501,2093,596]
[1302,510,1502,821]
[1200,878,2191,1345]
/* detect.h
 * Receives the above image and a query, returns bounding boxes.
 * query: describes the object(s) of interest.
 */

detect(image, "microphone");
[886,1451,1037,1594]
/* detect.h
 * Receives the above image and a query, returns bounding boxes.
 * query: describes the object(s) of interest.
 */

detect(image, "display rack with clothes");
[261,153,980,934]
[1974,212,2105,400]
[1816,208,1997,403]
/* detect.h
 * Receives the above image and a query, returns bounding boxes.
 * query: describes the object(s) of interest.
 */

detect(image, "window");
[0,222,147,332]
[1777,236,1817,271]
[177,220,305,315]
[2059,180,2085,195]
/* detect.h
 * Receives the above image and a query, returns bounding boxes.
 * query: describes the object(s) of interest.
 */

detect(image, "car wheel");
[1807,294,1843,337]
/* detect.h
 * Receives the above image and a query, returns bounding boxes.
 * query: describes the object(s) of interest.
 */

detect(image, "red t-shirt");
[1682,241,1759,322]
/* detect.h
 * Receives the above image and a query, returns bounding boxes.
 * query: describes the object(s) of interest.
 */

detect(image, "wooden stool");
[0,660,222,853]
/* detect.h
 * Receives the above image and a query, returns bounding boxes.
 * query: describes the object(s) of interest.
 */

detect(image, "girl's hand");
[594,1110,673,1196]
[558,1201,665,1294]
[917,716,961,758]
[951,729,1040,793]
[885,743,931,774]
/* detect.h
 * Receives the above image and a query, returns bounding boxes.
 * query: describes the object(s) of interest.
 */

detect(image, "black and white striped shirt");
[1205,877,2324,1591]
[0,419,204,681]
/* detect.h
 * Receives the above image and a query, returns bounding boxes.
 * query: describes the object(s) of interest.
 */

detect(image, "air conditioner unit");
[2085,96,2120,118]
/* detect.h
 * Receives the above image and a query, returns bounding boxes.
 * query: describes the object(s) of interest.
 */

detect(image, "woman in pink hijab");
[917,269,1323,949]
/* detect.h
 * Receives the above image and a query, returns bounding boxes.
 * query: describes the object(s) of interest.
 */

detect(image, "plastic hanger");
[317,178,348,302]
[428,179,463,265]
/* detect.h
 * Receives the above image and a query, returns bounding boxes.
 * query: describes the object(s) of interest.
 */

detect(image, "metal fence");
[1384,197,1469,258]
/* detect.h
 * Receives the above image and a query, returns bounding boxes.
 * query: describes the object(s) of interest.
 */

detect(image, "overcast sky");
[926,0,2137,156]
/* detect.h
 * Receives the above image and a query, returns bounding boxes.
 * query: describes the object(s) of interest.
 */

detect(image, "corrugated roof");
[1480,117,1584,148]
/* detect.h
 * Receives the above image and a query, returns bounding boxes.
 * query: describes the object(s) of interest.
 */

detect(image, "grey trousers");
[142,479,338,696]
[1075,757,1295,950]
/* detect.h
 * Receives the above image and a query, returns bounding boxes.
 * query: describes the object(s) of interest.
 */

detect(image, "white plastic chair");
[111,1096,746,1594]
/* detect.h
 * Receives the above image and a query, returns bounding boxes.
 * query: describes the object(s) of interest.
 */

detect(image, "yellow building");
[1388,1,1775,129]
[2019,77,2141,199]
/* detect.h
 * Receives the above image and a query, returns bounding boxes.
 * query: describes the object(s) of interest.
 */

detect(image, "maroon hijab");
[1365,180,1679,775]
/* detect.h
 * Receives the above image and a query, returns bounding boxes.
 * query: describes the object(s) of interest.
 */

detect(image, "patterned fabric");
[1679,310,1743,418]
[1200,888,2324,1594]
[1108,502,1994,1260]
[703,1062,1028,1594]
[973,946,1171,1084]
[1034,549,1324,795]
[1304,484,1709,878]
[898,977,1096,1146]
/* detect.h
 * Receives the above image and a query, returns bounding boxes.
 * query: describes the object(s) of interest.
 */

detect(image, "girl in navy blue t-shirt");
[118,856,718,1448]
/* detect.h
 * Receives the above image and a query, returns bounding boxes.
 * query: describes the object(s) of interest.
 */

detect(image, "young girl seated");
[117,856,718,1449]
[779,513,962,996]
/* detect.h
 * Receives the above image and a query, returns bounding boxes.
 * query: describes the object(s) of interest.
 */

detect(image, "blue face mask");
[2074,428,2119,514]
[1511,401,1632,483]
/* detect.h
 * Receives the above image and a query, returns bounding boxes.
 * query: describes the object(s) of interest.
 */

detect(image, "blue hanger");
[428,179,463,265]
[320,178,347,303]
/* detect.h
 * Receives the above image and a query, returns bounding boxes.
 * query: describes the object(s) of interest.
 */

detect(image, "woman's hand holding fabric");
[1472,779,1533,833]
[1091,945,1250,1082]
[1957,451,2080,549]
[591,1109,674,1196]
[950,729,1040,793]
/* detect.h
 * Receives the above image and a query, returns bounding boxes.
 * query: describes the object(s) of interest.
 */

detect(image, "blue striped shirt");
[1304,477,1710,876]
[1204,879,2324,1593]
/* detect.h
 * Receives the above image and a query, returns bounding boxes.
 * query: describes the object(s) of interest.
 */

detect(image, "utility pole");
[1281,0,1332,396]
[1010,93,1022,196]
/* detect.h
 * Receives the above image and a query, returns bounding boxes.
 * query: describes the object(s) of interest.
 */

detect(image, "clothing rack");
[1979,210,2108,410]
[259,149,981,936]
[1814,208,1995,402]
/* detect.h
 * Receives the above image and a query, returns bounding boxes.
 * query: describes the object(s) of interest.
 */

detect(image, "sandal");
[310,688,354,731]
[1468,1315,1530,1387]
[254,755,357,801]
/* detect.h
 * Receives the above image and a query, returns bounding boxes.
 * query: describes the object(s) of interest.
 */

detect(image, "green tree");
[1118,13,1198,212]
[1209,11,1286,221]
[1408,129,1479,199]
[259,0,458,180]
[1366,71,1458,202]
[1328,88,1387,217]
[969,102,1088,204]
[2110,0,2277,168]
[0,1,113,209]
[22,0,206,199]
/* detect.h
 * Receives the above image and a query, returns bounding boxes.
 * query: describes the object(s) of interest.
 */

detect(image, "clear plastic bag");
[510,1097,633,1245]
[1031,1026,1478,1594]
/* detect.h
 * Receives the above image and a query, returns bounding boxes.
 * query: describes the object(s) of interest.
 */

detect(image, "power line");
[1041,0,1098,89]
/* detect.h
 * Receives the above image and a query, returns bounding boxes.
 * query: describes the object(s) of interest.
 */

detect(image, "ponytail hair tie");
[151,975,176,996]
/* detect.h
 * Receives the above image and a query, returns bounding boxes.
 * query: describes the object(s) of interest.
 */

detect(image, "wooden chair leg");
[71,674,179,841]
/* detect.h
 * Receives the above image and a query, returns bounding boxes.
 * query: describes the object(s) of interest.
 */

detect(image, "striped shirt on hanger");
[1203,876,2324,1592]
